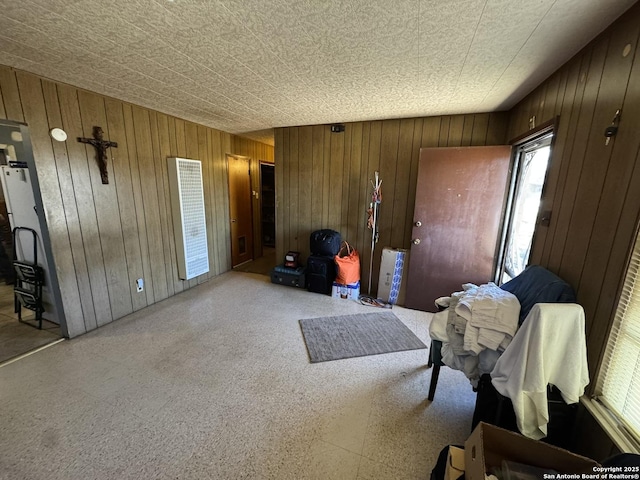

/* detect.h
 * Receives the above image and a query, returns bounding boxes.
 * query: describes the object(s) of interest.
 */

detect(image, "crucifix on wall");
[77,126,117,184]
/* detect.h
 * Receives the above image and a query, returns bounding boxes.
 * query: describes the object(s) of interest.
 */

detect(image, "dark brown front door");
[405,146,512,312]
[228,155,253,267]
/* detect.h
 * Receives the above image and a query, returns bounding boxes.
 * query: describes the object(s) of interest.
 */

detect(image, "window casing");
[595,225,640,447]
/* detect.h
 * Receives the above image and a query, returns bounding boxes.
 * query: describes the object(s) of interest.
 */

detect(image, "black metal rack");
[12,227,44,329]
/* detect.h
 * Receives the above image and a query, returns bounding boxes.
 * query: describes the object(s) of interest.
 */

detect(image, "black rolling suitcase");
[307,255,336,294]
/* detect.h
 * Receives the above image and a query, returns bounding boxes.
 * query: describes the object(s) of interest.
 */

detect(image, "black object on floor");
[13,227,45,330]
[306,254,336,294]
[271,265,306,288]
[471,374,577,449]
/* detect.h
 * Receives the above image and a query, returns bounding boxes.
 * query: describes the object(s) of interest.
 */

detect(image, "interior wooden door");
[404,146,512,312]
[227,155,253,267]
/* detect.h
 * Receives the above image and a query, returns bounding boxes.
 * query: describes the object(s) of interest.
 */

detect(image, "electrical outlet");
[136,278,144,292]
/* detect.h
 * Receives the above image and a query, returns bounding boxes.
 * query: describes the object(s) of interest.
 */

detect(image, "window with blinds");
[596,226,640,447]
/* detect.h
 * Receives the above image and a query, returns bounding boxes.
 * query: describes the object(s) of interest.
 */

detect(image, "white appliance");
[167,157,209,280]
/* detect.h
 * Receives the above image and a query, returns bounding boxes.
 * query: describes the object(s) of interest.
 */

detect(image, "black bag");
[471,374,577,449]
[471,374,517,433]
[309,229,341,257]
[306,255,337,294]
[270,265,306,289]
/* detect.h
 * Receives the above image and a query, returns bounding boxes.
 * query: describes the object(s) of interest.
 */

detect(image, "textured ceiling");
[0,0,636,146]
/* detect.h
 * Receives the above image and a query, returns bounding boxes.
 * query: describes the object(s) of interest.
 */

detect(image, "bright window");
[596,226,640,447]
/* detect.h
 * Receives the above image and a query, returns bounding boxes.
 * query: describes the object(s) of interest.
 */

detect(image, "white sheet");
[490,303,590,440]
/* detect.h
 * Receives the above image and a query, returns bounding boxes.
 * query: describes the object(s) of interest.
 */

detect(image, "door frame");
[494,119,557,283]
[0,119,68,336]
[227,154,254,267]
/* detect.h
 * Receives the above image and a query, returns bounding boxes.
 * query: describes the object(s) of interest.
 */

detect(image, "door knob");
[231,219,237,223]
[412,238,421,245]
[414,220,422,227]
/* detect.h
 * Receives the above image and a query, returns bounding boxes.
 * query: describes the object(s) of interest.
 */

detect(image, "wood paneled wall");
[274,113,509,293]
[0,66,273,337]
[231,136,274,259]
[509,2,640,379]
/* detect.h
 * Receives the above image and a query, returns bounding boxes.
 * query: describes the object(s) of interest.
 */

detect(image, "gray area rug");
[299,311,427,363]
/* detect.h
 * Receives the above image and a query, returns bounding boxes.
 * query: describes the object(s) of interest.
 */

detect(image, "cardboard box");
[464,423,598,480]
[331,281,360,301]
[445,446,465,480]
[377,247,409,305]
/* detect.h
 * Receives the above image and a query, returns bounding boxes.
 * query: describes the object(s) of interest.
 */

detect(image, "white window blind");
[596,226,640,446]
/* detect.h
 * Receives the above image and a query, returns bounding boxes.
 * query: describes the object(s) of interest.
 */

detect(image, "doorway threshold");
[233,249,276,276]
[0,337,65,369]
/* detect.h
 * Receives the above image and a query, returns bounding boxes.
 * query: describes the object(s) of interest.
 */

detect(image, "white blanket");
[490,303,589,440]
[455,283,520,354]
[429,283,520,386]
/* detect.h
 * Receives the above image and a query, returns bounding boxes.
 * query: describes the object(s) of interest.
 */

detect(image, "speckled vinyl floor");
[0,271,477,480]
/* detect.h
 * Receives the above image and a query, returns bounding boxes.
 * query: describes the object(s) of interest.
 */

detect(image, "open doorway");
[260,162,275,249]
[496,131,553,284]
[0,120,64,365]
[256,162,276,272]
[231,160,276,276]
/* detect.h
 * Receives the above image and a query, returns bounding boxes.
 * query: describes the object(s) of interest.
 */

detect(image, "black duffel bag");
[309,229,341,257]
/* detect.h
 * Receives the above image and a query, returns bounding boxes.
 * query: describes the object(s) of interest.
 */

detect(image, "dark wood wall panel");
[215,130,233,274]
[378,120,400,252]
[275,112,509,293]
[122,103,155,307]
[156,114,180,296]
[15,73,87,333]
[510,3,640,381]
[298,127,313,256]
[56,82,112,329]
[105,97,148,312]
[78,91,134,324]
[0,65,273,337]
[42,80,98,328]
[0,67,24,121]
[345,124,362,251]
[289,128,300,253]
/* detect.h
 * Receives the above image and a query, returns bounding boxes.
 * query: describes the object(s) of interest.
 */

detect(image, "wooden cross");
[78,126,117,184]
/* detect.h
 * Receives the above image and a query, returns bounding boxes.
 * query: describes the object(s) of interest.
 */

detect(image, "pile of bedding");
[429,282,520,387]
